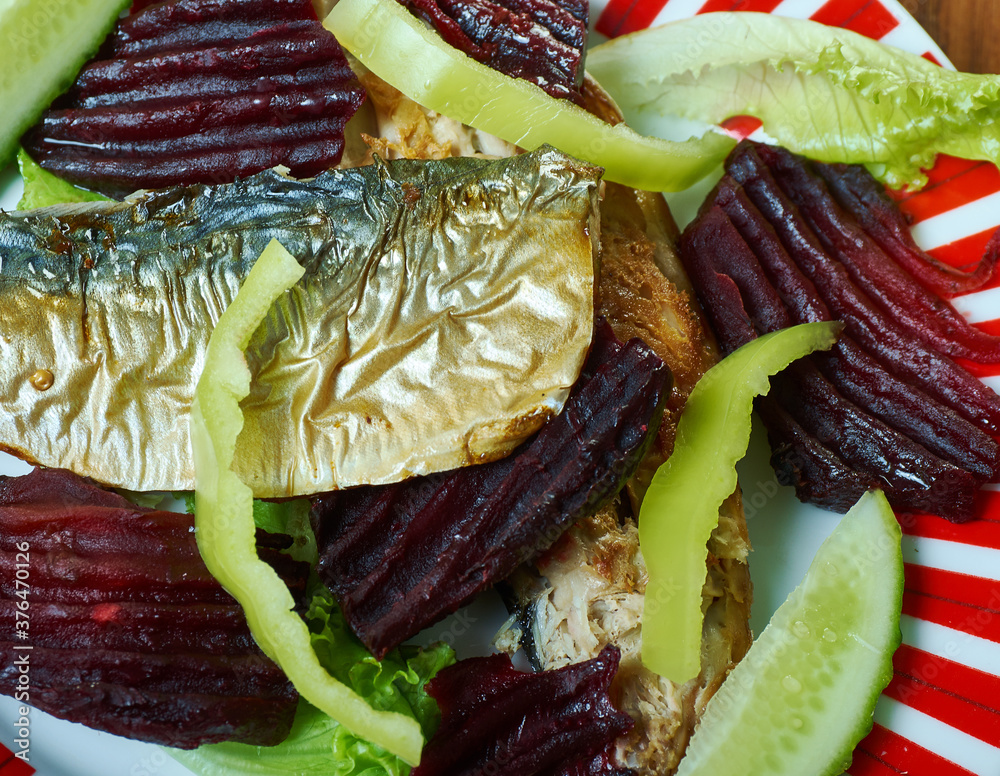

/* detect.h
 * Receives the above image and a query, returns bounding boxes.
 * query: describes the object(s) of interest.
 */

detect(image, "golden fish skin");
[0,148,599,497]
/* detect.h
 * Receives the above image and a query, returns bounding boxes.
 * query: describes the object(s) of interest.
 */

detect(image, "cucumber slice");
[676,490,903,776]
[0,0,129,167]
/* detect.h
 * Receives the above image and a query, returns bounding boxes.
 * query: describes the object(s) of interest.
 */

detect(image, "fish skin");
[0,147,599,497]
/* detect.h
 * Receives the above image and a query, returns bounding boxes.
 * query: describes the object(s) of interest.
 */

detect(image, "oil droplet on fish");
[822,628,838,643]
[792,620,811,639]
[29,369,54,391]
[782,676,803,694]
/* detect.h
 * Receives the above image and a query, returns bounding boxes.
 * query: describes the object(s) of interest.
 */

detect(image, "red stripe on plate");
[847,747,904,776]
[885,673,1000,745]
[595,0,669,37]
[699,0,783,11]
[976,319,1000,337]
[904,564,1000,611]
[897,511,1000,550]
[902,590,1000,644]
[720,115,763,139]
[0,747,33,776]
[954,351,1000,379]
[859,724,977,776]
[894,161,1000,224]
[923,51,942,65]
[894,645,1000,710]
[810,0,898,39]
[927,227,999,272]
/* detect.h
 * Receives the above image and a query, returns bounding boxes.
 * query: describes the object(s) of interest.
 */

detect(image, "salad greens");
[324,0,736,192]
[639,322,840,682]
[16,149,110,210]
[189,238,427,765]
[587,12,1000,189]
[173,587,454,776]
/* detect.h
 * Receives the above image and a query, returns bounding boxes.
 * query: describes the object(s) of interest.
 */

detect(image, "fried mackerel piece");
[0,468,305,748]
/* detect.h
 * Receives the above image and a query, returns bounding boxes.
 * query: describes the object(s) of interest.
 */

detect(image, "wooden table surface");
[900,0,999,73]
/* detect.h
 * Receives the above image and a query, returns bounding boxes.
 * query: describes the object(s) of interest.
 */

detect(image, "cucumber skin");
[676,490,903,776]
[0,0,130,168]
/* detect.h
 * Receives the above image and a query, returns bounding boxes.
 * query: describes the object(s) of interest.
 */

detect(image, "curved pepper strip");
[323,0,735,193]
[639,321,841,683]
[190,239,425,765]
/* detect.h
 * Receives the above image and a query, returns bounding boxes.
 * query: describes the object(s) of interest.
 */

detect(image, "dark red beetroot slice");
[112,0,318,55]
[412,645,634,776]
[22,0,365,198]
[756,397,880,514]
[312,322,671,659]
[0,468,304,749]
[814,160,1000,298]
[690,196,1000,481]
[681,206,988,519]
[713,170,1000,437]
[401,0,589,102]
[771,363,984,521]
[726,142,1000,435]
[756,143,1000,363]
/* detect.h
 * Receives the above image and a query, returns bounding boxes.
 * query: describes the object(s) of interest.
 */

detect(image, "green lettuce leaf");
[172,586,454,776]
[17,148,110,209]
[587,12,1000,189]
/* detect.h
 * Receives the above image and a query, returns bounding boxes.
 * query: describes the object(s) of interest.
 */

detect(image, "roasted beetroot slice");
[756,143,1000,363]
[756,398,880,514]
[312,323,671,658]
[726,142,1000,435]
[681,150,1000,519]
[814,160,1000,298]
[0,468,305,749]
[771,363,984,521]
[688,194,1000,482]
[412,645,634,776]
[401,0,588,102]
[21,0,365,198]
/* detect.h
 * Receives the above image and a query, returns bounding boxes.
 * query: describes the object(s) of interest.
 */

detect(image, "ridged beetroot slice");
[0,600,256,654]
[22,0,365,197]
[0,468,303,749]
[72,31,342,102]
[312,323,671,659]
[109,0,319,56]
[756,398,880,514]
[677,207,759,353]
[812,341,1000,481]
[412,645,634,776]
[713,169,1000,437]
[35,89,354,144]
[772,363,983,521]
[756,143,1000,363]
[681,176,995,519]
[726,142,1000,435]
[814,160,1000,298]
[694,193,1000,481]
[31,139,347,198]
[401,0,589,102]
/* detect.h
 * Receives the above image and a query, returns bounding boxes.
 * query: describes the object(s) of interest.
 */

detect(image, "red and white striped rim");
[588,1,1000,774]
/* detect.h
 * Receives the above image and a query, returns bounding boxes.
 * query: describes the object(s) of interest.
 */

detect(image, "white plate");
[2,1,999,774]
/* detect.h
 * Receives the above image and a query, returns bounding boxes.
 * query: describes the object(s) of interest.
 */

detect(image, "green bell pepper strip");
[190,239,426,766]
[639,322,841,683]
[323,0,735,192]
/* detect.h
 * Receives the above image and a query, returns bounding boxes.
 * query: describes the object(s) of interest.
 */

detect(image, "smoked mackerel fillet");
[0,148,598,497]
